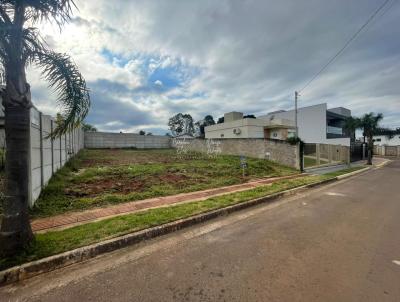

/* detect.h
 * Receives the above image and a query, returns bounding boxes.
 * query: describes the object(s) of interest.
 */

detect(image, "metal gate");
[350,142,364,162]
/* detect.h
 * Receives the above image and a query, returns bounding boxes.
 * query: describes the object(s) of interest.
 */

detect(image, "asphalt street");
[1,160,399,302]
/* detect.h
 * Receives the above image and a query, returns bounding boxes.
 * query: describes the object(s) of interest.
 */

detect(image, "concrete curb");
[0,170,368,286]
[374,159,391,168]
[336,166,371,180]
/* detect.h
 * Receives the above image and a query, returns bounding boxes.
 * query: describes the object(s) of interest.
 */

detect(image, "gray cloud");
[85,80,154,132]
[30,0,400,131]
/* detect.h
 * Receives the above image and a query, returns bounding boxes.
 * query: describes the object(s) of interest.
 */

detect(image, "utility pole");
[295,91,299,138]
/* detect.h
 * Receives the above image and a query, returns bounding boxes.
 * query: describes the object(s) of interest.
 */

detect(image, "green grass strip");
[0,167,364,270]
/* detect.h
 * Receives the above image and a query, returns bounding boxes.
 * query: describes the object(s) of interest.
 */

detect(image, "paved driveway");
[1,160,400,302]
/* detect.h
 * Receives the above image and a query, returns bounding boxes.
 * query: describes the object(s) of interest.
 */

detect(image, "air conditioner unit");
[233,128,241,134]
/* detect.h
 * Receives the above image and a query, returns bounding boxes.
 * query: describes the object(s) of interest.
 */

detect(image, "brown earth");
[64,173,192,198]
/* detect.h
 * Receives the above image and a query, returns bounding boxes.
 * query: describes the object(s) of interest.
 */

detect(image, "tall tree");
[82,123,97,132]
[0,0,90,255]
[195,115,215,138]
[168,113,194,136]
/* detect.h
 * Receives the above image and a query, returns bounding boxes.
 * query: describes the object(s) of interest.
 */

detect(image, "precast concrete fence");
[0,107,84,206]
[374,145,400,157]
[84,132,171,149]
[171,138,301,169]
[29,108,84,205]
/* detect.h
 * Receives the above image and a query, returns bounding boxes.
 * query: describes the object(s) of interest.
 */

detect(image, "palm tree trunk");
[0,2,33,256]
[0,87,33,255]
[367,135,373,165]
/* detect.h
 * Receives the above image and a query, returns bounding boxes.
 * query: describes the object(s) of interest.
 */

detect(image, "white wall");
[29,107,84,206]
[373,135,400,146]
[259,103,351,146]
[84,132,171,149]
[205,118,267,139]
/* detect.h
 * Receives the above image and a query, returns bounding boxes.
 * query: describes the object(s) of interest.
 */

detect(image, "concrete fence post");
[28,110,33,207]
[39,112,44,189]
[51,120,54,174]
[328,145,332,163]
[72,129,75,155]
[59,135,62,167]
[64,134,66,161]
[316,144,320,165]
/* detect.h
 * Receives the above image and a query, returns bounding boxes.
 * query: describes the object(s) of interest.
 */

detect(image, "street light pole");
[295,91,299,138]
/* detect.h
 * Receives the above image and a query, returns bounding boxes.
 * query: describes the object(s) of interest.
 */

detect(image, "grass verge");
[0,166,365,271]
[31,149,297,218]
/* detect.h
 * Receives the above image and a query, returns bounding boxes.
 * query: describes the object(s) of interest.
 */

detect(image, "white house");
[205,111,295,140]
[372,134,400,146]
[258,103,351,146]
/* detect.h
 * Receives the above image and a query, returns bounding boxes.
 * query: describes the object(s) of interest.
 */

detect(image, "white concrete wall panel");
[27,107,84,206]
[84,132,171,149]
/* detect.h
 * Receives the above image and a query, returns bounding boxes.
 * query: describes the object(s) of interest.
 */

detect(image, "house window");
[376,138,381,142]
[220,134,224,138]
[273,132,278,138]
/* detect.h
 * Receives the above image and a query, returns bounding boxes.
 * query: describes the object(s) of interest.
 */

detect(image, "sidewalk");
[305,157,388,175]
[31,174,304,233]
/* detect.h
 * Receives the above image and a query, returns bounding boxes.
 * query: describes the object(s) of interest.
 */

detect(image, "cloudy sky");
[28,0,400,134]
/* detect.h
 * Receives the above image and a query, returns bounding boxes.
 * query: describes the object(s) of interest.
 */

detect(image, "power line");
[299,0,394,93]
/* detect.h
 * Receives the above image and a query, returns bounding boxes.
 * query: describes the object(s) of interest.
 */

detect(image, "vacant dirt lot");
[29,149,297,217]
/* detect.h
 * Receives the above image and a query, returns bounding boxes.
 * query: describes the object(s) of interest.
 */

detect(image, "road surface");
[1,160,400,301]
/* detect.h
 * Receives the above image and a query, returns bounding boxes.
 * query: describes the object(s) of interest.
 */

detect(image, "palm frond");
[0,5,12,54]
[0,29,7,85]
[35,51,90,137]
[22,27,46,64]
[0,64,5,85]
[24,0,76,28]
[0,4,12,25]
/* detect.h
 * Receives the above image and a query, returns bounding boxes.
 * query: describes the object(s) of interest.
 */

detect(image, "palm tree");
[345,113,383,165]
[0,0,90,255]
[344,116,361,142]
[360,113,383,165]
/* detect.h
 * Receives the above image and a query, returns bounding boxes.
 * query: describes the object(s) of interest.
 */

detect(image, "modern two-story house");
[258,103,351,146]
[205,103,352,146]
